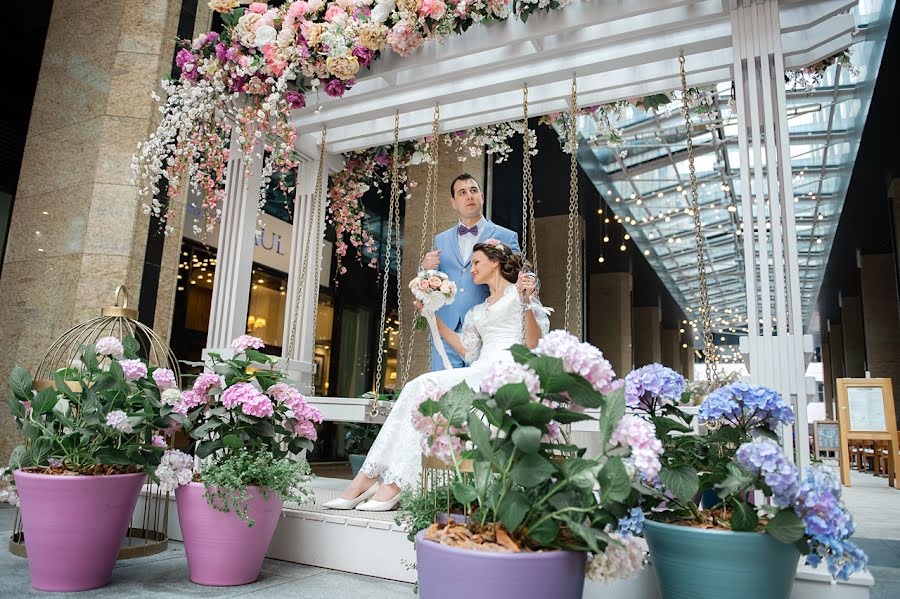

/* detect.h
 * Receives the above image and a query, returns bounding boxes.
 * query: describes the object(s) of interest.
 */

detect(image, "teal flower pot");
[644,520,800,599]
[349,454,367,477]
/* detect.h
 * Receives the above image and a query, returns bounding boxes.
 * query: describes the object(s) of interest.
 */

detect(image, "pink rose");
[288,1,309,17]
[249,2,268,14]
[428,276,442,289]
[417,279,431,290]
[324,4,344,21]
[439,281,451,294]
[419,0,447,19]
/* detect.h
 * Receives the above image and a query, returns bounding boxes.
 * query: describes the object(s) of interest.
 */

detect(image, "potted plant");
[409,331,659,599]
[155,334,322,586]
[344,422,381,476]
[5,336,174,591]
[624,366,869,599]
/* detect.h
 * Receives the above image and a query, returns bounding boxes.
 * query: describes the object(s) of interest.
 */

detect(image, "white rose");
[439,282,451,294]
[371,0,396,23]
[255,25,277,48]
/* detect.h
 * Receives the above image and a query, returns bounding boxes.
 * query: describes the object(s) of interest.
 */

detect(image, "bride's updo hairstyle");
[472,240,530,284]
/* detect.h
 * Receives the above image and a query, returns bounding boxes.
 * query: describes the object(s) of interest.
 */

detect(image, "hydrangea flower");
[479,361,541,399]
[152,368,177,391]
[735,439,799,507]
[700,382,794,430]
[411,381,466,463]
[221,382,273,417]
[231,335,265,352]
[534,330,617,394]
[625,363,685,413]
[106,410,133,434]
[268,383,322,440]
[161,388,182,406]
[151,435,168,448]
[155,449,194,493]
[118,359,147,382]
[173,390,207,415]
[609,415,663,480]
[617,507,645,537]
[95,336,124,359]
[585,532,646,583]
[193,372,224,396]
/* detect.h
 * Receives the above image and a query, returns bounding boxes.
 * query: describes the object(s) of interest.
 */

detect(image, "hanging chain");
[285,125,327,371]
[401,104,441,385]
[521,84,537,271]
[372,113,401,395]
[563,75,580,336]
[679,52,718,385]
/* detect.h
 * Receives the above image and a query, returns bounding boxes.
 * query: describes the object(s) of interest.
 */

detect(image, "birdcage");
[9,286,180,560]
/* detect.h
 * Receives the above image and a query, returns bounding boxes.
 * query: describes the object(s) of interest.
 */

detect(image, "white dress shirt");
[457,217,486,264]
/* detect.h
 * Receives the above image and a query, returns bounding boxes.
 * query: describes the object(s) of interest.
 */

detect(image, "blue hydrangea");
[617,507,645,537]
[735,439,799,507]
[796,467,868,580]
[699,382,794,430]
[625,363,686,412]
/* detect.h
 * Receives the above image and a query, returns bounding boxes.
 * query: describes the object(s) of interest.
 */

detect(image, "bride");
[324,239,550,511]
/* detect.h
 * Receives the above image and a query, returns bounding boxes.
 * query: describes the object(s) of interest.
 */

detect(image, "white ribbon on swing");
[423,310,454,370]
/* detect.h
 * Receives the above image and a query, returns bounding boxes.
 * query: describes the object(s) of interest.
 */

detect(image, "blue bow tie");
[458,224,478,236]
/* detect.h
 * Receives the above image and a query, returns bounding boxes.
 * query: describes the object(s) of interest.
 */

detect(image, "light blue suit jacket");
[431,220,520,370]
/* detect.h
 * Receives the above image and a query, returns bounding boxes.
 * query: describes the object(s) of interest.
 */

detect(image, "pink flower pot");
[13,470,145,592]
[175,481,283,586]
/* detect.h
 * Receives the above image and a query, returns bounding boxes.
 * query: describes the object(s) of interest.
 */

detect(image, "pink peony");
[248,2,268,13]
[119,359,148,382]
[288,1,310,17]
[152,368,177,391]
[386,19,424,57]
[285,90,306,109]
[95,336,124,359]
[231,335,265,352]
[419,0,447,19]
[324,3,344,21]
[610,415,663,480]
[479,362,541,399]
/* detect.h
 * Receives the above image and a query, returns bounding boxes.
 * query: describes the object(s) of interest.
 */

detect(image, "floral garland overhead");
[133,0,574,233]
[785,48,857,92]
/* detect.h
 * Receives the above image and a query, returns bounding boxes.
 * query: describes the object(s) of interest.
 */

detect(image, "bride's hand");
[517,272,537,301]
[415,300,424,313]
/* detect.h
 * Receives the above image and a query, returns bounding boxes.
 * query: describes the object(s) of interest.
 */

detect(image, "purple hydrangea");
[796,467,867,580]
[700,382,794,430]
[624,363,685,412]
[735,439,799,507]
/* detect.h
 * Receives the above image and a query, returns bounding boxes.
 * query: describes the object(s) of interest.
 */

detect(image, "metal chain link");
[679,52,718,385]
[563,75,580,336]
[285,125,327,369]
[400,104,441,385]
[521,84,536,270]
[372,112,401,395]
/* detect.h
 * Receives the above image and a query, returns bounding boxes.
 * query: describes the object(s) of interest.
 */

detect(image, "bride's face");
[470,250,499,285]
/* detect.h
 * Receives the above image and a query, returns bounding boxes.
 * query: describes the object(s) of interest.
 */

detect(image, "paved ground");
[1,468,898,598]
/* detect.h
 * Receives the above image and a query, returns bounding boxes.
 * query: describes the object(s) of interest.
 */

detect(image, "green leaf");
[660,465,699,502]
[196,439,224,459]
[598,457,631,502]
[10,366,33,400]
[473,399,503,427]
[560,458,601,493]
[223,434,244,451]
[600,388,626,446]
[439,382,475,428]
[8,445,27,469]
[766,509,806,544]
[511,425,542,454]
[190,418,222,439]
[474,459,492,496]
[251,420,276,438]
[509,344,534,364]
[288,437,314,454]
[32,387,59,415]
[729,499,759,532]
[563,376,604,409]
[527,355,565,381]
[498,490,530,532]
[651,415,693,436]
[565,519,601,553]
[244,349,272,365]
[494,383,531,412]
[123,336,141,359]
[511,454,555,488]
[30,437,51,465]
[95,447,130,465]
[51,372,78,401]
[553,409,596,425]
[81,346,99,372]
[527,517,558,545]
[414,315,427,331]
[451,479,478,505]
[6,395,25,419]
[754,427,780,442]
[510,402,555,427]
[467,413,493,459]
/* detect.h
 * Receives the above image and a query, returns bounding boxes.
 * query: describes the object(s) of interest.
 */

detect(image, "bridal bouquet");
[409,269,457,369]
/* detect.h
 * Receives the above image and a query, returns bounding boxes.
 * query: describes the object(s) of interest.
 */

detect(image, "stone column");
[821,338,834,419]
[680,343,695,381]
[860,254,900,427]
[534,215,584,336]
[661,329,681,372]
[0,0,182,462]
[829,323,846,397]
[588,273,632,377]
[633,306,661,368]
[840,295,866,378]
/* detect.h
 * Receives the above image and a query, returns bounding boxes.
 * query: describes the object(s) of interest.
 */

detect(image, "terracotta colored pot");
[175,482,282,586]
[13,470,145,592]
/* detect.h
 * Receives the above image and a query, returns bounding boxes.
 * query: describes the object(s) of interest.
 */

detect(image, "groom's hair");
[450,173,479,198]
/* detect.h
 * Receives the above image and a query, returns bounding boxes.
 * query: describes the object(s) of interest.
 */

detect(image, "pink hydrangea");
[119,359,148,382]
[221,382,258,409]
[535,330,617,394]
[419,0,447,19]
[240,391,275,418]
[173,390,206,415]
[152,368,177,391]
[106,410,133,433]
[387,19,424,57]
[411,381,465,463]
[95,336,124,359]
[609,415,663,480]
[268,383,322,438]
[151,435,167,448]
[291,419,318,441]
[193,372,224,396]
[479,362,541,399]
[231,335,265,352]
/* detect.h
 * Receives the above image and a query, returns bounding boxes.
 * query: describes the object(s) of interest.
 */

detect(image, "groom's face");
[450,178,484,221]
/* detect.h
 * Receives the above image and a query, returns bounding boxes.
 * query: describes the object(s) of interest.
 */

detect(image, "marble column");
[840,295,866,378]
[680,343,695,381]
[660,329,681,372]
[0,0,182,462]
[534,215,584,336]
[633,306,661,368]
[588,272,632,378]
[860,254,900,427]
[821,338,834,419]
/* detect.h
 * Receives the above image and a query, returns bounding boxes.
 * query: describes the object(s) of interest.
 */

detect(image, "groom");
[421,173,520,370]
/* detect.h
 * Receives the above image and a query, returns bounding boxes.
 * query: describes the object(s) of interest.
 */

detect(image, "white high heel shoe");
[322,483,380,510]
[355,491,402,512]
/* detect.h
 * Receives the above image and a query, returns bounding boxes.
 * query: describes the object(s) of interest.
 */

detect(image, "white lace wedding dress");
[360,285,550,490]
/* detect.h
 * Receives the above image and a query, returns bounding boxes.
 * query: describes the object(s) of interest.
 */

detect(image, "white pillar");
[205,132,264,353]
[281,156,333,391]
[732,0,812,470]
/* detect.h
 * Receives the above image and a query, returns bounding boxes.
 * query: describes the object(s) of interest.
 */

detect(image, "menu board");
[814,421,840,451]
[847,386,888,432]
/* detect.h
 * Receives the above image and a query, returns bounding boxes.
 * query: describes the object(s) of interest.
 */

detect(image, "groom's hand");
[423,249,442,271]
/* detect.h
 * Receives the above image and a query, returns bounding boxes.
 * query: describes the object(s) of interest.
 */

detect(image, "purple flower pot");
[175,482,282,586]
[415,530,586,599]
[13,470,145,592]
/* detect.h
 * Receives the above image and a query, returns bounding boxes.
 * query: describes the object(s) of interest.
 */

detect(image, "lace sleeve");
[460,310,482,364]
[526,294,551,337]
